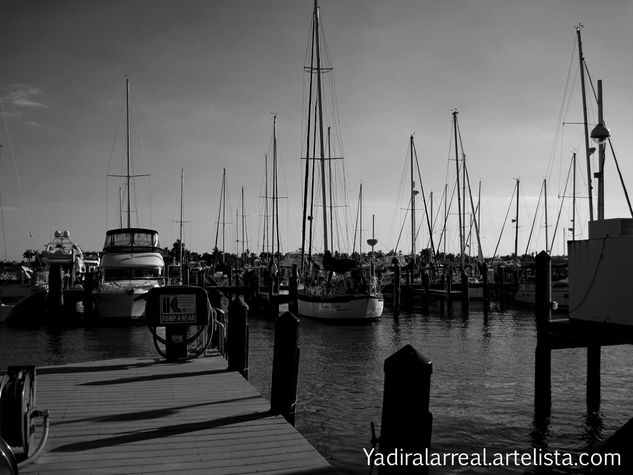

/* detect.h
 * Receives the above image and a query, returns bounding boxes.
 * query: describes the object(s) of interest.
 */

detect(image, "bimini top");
[103,228,161,252]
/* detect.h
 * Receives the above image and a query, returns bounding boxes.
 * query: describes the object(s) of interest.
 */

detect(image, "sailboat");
[297,0,383,321]
[92,78,165,321]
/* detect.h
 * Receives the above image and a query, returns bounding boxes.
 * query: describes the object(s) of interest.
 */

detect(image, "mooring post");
[379,344,432,474]
[587,343,601,413]
[392,263,401,316]
[446,267,452,300]
[534,250,552,419]
[481,261,490,319]
[47,263,63,315]
[289,264,298,315]
[460,268,469,314]
[270,311,300,426]
[227,296,249,379]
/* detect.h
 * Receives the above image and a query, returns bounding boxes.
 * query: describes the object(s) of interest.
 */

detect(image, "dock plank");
[18,354,335,474]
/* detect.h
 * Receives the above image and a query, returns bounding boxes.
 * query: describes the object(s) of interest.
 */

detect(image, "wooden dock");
[19,353,335,474]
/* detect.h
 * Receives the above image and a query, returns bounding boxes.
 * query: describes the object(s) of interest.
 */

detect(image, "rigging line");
[607,138,633,217]
[550,157,573,252]
[524,180,545,256]
[412,140,435,261]
[394,196,411,253]
[436,177,458,256]
[463,159,484,261]
[0,98,37,251]
[492,182,517,263]
[582,67,633,217]
[546,35,578,181]
[105,91,126,228]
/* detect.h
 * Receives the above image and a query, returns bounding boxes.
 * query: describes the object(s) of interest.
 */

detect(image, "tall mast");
[544,178,549,253]
[241,186,246,258]
[328,126,334,249]
[572,152,577,240]
[300,9,317,273]
[273,114,281,269]
[577,24,594,221]
[597,79,606,220]
[514,179,520,267]
[126,76,131,229]
[222,169,226,262]
[410,134,416,261]
[263,154,268,257]
[452,110,463,268]
[179,168,184,267]
[314,0,329,253]
[359,182,363,256]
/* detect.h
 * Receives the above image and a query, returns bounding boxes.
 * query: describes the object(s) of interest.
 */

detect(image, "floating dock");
[20,353,334,474]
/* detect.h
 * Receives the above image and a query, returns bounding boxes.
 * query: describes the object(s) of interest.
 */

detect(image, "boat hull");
[297,292,384,320]
[92,286,150,320]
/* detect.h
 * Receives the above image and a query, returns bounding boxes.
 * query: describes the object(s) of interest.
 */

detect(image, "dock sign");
[160,294,197,324]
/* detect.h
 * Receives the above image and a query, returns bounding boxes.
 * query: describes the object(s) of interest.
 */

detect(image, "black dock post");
[47,263,63,315]
[460,268,469,315]
[534,250,552,419]
[481,261,490,319]
[393,263,401,316]
[270,311,300,426]
[446,268,452,300]
[587,343,601,413]
[227,296,249,379]
[289,264,298,315]
[379,344,432,474]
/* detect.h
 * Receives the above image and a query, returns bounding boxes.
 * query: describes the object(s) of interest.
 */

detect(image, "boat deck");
[18,353,334,474]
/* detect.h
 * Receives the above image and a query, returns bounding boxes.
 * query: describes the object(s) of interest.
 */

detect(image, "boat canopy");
[103,228,160,252]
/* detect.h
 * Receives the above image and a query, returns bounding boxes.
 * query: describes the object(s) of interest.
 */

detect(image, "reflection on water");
[2,304,633,474]
[249,305,633,474]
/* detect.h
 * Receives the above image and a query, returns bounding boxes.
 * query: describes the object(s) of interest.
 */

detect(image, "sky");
[1,0,633,262]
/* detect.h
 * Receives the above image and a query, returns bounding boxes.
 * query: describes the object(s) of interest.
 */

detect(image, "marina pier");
[14,353,334,474]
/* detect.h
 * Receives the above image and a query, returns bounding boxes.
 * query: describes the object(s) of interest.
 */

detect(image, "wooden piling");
[270,312,300,426]
[392,263,401,316]
[227,296,249,379]
[47,263,63,315]
[534,250,552,419]
[460,269,469,315]
[289,264,298,315]
[379,344,432,474]
[587,343,601,413]
[481,262,490,319]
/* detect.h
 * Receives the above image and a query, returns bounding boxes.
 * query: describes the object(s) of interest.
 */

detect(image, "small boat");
[41,230,86,274]
[514,278,569,311]
[0,264,47,325]
[93,228,165,320]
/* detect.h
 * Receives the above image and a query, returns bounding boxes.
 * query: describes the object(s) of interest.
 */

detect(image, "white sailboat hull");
[297,292,384,320]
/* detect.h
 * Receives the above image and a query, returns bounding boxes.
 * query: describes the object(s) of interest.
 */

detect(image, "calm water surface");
[1,303,632,474]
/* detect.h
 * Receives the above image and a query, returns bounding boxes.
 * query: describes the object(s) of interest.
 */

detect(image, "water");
[2,303,632,474]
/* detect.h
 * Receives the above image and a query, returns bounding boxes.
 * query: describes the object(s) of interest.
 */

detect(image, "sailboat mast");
[179,168,184,267]
[314,0,329,253]
[544,178,549,253]
[126,76,131,228]
[328,126,334,249]
[273,114,281,269]
[410,134,416,261]
[572,152,577,240]
[263,154,268,257]
[359,182,363,256]
[514,179,520,266]
[576,24,594,222]
[452,110,463,267]
[241,186,246,258]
